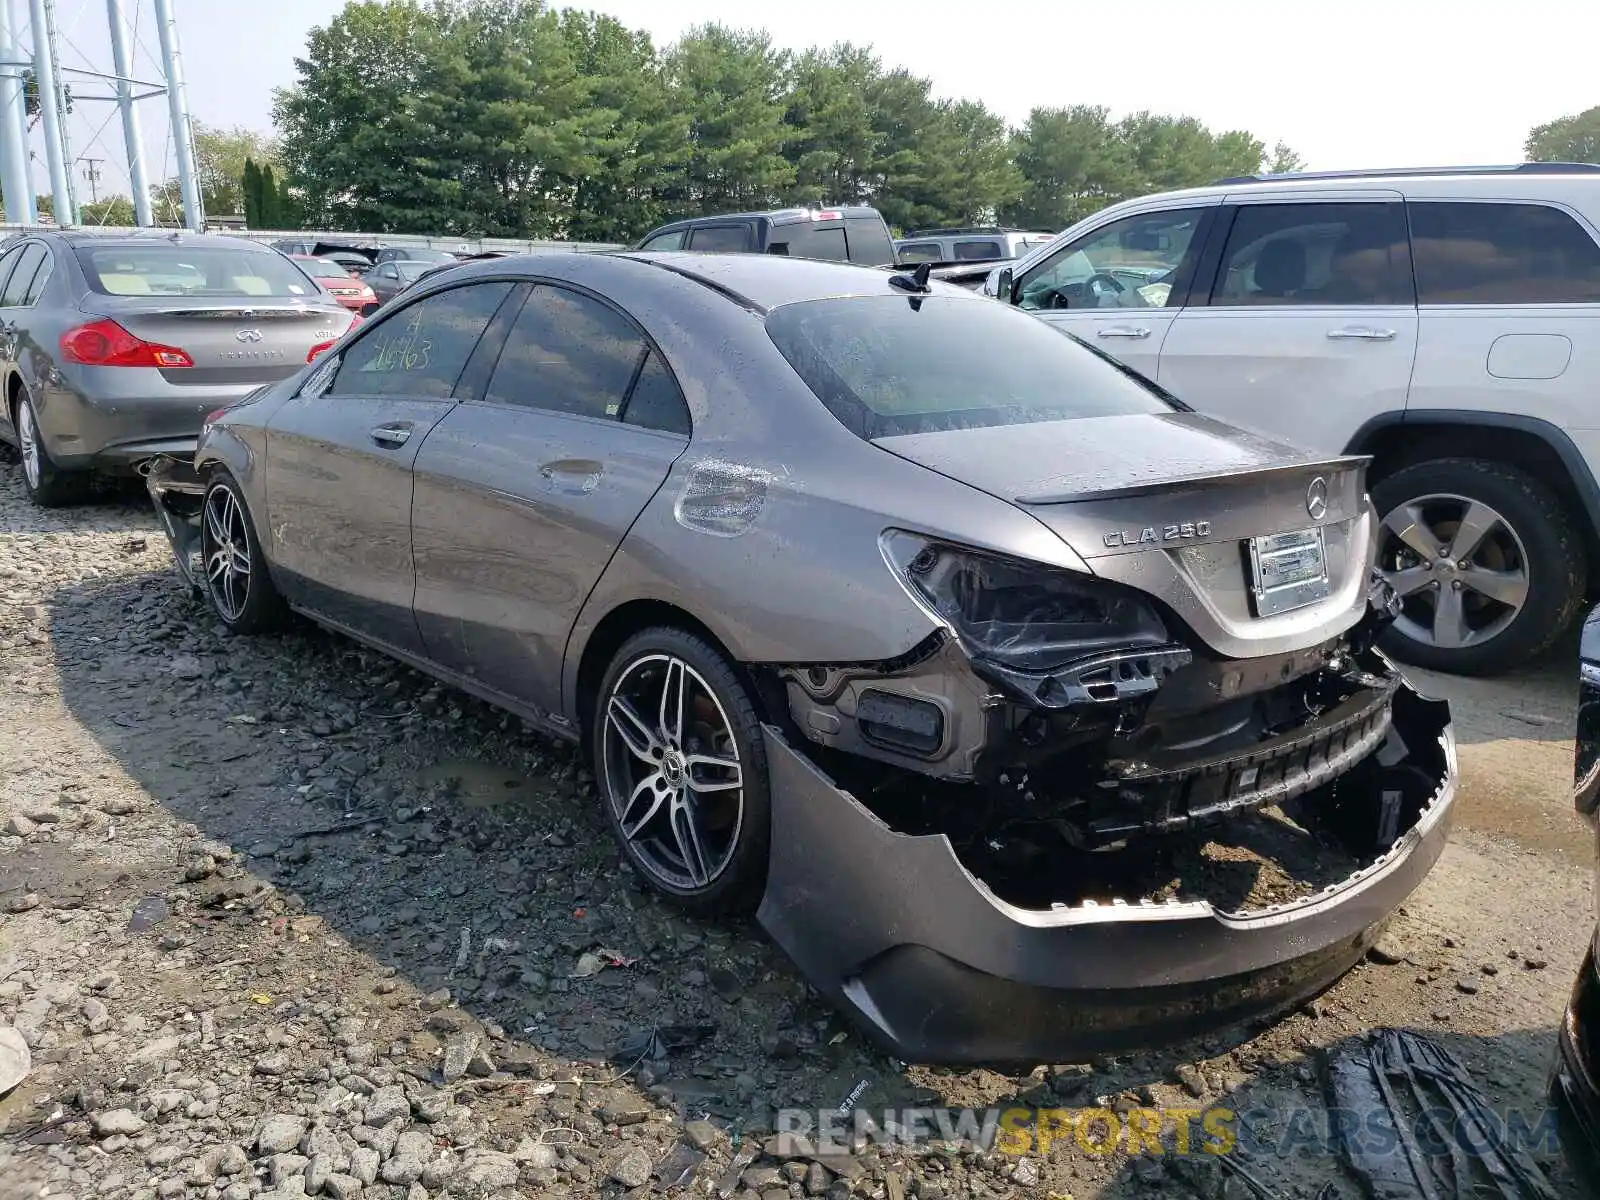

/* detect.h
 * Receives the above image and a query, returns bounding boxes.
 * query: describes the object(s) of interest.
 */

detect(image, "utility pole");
[105,0,150,225]
[0,0,31,223]
[27,0,72,225]
[152,0,200,231]
[79,155,101,204]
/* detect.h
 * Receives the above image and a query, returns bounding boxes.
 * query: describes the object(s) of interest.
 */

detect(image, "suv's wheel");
[199,471,287,634]
[1371,458,1585,675]
[15,392,86,507]
[592,627,770,915]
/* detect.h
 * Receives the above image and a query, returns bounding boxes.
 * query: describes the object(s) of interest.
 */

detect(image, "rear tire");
[15,391,87,508]
[591,627,770,915]
[199,470,287,634]
[1371,457,1584,675]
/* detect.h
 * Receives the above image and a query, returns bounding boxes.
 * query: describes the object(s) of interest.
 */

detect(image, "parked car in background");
[290,254,377,313]
[894,226,1055,265]
[986,163,1600,676]
[147,250,1455,1063]
[634,206,895,266]
[373,246,459,269]
[1553,601,1600,1184]
[322,250,376,277]
[365,259,432,311]
[0,231,354,506]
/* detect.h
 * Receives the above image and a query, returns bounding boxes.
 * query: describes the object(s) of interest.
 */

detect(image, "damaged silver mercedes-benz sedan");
[148,251,1456,1063]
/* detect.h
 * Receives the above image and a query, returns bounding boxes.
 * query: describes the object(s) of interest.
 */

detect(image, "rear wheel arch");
[1345,411,1600,579]
[571,599,769,749]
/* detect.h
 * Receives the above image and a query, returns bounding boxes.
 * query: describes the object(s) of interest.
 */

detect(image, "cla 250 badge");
[1103,521,1212,548]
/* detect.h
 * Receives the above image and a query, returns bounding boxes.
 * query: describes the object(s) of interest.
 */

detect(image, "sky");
[18,0,1600,211]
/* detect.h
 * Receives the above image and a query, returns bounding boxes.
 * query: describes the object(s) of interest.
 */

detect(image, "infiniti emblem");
[1305,476,1329,521]
[235,329,263,343]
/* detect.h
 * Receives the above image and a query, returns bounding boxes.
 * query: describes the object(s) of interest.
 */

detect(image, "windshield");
[765,295,1174,439]
[77,245,321,298]
[299,258,352,279]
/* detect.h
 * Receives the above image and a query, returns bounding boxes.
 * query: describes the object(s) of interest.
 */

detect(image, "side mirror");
[994,267,1014,304]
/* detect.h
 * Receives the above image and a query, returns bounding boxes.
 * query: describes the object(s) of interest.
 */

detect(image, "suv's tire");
[15,391,87,508]
[1371,457,1585,675]
[591,626,770,915]
[198,470,288,634]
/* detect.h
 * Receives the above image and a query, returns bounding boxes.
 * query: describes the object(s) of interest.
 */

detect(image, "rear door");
[1010,203,1217,380]
[263,279,516,652]
[1157,194,1419,450]
[411,282,692,716]
[0,240,45,372]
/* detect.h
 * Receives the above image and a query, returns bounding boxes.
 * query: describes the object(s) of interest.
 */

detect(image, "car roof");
[647,206,883,232]
[614,251,974,312]
[46,230,271,250]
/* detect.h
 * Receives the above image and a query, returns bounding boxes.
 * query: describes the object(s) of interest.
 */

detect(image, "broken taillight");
[60,319,193,368]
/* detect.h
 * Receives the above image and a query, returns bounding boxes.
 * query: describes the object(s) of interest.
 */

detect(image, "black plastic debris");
[1325,1028,1558,1200]
[128,895,169,932]
[654,1145,705,1190]
[614,1024,717,1064]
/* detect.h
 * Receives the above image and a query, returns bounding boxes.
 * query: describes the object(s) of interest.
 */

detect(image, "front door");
[1010,204,1217,380]
[411,282,692,716]
[263,279,515,653]
[1157,197,1420,451]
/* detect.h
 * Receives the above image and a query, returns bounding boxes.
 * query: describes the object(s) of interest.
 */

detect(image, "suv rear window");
[1409,201,1600,304]
[77,245,320,298]
[765,295,1171,439]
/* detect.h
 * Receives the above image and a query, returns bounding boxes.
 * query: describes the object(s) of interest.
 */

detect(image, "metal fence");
[0,223,624,254]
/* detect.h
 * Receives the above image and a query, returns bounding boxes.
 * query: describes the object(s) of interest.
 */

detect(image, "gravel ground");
[0,456,1592,1200]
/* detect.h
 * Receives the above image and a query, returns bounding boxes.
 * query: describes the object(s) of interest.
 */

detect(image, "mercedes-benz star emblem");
[1305,476,1329,521]
[235,329,263,343]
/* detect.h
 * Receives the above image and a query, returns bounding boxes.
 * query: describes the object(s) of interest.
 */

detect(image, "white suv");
[986,163,1600,675]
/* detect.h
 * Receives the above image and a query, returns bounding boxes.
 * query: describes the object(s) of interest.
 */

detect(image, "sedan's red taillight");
[307,340,336,362]
[60,318,193,368]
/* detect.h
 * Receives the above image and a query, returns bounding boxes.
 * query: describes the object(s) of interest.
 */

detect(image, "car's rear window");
[765,295,1173,439]
[299,258,350,279]
[76,245,318,298]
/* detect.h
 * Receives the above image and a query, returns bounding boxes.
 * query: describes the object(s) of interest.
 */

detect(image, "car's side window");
[328,281,513,399]
[0,244,44,307]
[483,284,647,420]
[897,242,942,263]
[0,245,24,301]
[954,239,1002,261]
[20,246,53,306]
[621,349,691,436]
[641,231,686,251]
[1210,202,1412,307]
[1017,208,1205,311]
[687,224,752,252]
[1409,201,1600,305]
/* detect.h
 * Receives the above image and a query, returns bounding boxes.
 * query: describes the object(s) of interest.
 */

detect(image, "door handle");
[369,423,413,448]
[1095,326,1151,339]
[1326,327,1396,341]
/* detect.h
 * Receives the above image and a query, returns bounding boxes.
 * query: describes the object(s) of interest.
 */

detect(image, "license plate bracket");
[1248,527,1330,617]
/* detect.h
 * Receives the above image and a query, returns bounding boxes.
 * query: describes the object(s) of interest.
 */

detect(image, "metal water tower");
[0,0,202,229]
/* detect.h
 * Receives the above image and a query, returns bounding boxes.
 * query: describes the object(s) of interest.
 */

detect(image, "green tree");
[1526,106,1600,163]
[781,44,881,206]
[1002,106,1133,230]
[242,157,263,227]
[1265,140,1307,174]
[555,9,687,241]
[668,24,794,213]
[192,122,278,217]
[78,195,136,225]
[275,0,464,232]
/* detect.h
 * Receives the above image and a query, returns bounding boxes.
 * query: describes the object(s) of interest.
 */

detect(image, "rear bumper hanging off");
[755,682,1456,1065]
[144,454,206,591]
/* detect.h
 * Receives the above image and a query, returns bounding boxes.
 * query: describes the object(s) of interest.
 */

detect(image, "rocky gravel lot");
[0,457,1593,1200]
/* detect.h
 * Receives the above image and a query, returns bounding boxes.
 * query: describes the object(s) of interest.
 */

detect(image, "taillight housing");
[307,340,336,362]
[60,318,193,368]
